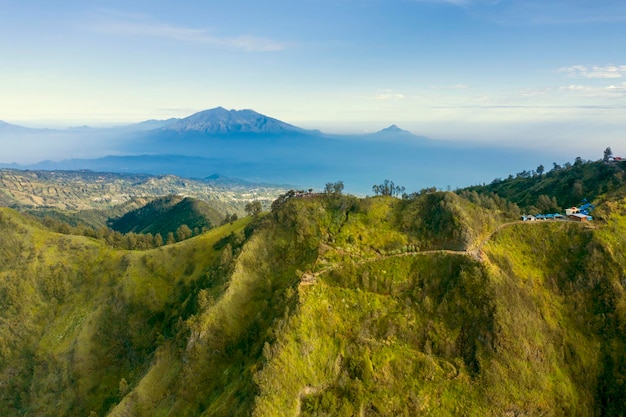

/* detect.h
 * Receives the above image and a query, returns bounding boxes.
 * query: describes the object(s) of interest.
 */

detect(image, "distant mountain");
[378,124,410,134]
[0,120,37,133]
[108,195,224,237]
[120,118,181,132]
[160,107,315,135]
[0,107,565,194]
[369,124,429,141]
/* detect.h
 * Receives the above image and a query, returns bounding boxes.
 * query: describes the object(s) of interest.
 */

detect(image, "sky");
[1,0,626,157]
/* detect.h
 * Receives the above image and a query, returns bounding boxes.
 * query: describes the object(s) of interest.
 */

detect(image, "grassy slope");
[251,194,625,416]
[2,188,625,416]
[49,192,497,417]
[0,207,251,417]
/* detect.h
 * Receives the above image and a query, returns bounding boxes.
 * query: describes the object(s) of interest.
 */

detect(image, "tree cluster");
[324,181,344,195]
[221,213,239,225]
[244,201,262,217]
[38,215,202,249]
[372,180,405,197]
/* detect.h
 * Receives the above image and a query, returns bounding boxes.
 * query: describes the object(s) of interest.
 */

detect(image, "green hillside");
[23,196,153,230]
[463,158,626,213]
[108,195,224,237]
[0,208,252,416]
[1,184,625,416]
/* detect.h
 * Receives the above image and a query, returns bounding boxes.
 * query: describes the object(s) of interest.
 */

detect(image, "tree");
[245,201,262,217]
[125,233,138,250]
[604,147,613,163]
[325,181,344,195]
[573,180,584,199]
[271,190,296,212]
[537,194,559,213]
[119,377,129,397]
[536,164,544,177]
[176,224,193,241]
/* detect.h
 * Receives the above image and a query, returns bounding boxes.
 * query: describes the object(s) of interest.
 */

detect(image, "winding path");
[300,219,593,285]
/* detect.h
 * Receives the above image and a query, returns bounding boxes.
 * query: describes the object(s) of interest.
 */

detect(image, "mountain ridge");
[159,107,313,135]
[0,107,567,194]
[0,108,420,138]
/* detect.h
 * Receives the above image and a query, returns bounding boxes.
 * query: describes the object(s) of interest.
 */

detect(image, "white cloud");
[607,82,626,91]
[560,84,593,92]
[88,13,290,52]
[428,83,471,90]
[558,65,626,79]
[373,90,405,100]
[558,82,626,98]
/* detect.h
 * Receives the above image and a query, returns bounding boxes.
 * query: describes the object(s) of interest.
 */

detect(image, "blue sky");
[1,0,626,155]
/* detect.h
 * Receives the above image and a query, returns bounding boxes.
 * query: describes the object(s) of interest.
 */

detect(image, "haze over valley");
[1,107,578,194]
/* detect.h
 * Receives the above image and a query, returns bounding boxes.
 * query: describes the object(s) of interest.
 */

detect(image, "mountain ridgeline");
[0,107,552,193]
[159,107,314,135]
[1,160,626,416]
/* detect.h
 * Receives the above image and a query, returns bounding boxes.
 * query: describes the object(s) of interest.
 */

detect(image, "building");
[568,213,591,222]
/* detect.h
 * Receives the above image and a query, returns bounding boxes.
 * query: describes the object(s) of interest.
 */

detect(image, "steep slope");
[251,195,625,416]
[1,189,625,416]
[0,208,254,417]
[108,195,224,237]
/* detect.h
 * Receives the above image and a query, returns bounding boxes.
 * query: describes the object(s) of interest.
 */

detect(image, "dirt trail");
[293,354,342,416]
[301,219,592,285]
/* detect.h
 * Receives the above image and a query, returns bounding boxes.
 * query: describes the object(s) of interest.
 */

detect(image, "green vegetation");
[1,166,626,416]
[109,194,223,237]
[0,207,255,417]
[372,179,405,197]
[245,201,263,217]
[21,195,224,251]
[464,158,626,213]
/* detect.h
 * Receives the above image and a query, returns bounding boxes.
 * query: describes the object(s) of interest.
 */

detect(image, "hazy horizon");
[1,0,625,157]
